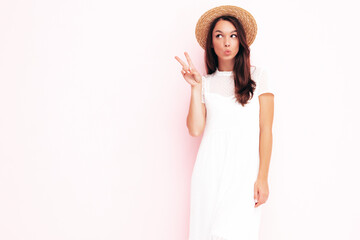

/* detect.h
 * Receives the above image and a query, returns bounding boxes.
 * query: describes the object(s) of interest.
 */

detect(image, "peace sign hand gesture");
[175,52,202,87]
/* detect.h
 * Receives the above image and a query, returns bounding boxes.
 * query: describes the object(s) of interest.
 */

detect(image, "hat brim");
[195,5,257,49]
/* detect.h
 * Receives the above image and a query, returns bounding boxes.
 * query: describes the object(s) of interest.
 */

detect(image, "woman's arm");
[254,92,274,208]
[186,84,206,137]
[258,93,274,180]
[174,52,205,137]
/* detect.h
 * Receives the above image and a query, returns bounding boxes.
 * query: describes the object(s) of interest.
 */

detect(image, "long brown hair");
[204,15,256,106]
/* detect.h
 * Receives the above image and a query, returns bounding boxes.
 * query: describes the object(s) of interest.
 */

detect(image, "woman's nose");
[225,37,230,47]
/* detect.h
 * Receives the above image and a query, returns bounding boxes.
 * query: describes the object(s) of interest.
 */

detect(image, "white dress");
[188,66,275,240]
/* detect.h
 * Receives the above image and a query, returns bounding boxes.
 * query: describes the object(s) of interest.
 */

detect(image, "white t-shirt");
[201,66,275,103]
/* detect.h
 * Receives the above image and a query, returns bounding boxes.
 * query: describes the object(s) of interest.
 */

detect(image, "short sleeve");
[201,75,206,103]
[257,68,275,96]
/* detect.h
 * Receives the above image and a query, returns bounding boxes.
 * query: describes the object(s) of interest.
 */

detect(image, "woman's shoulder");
[250,65,267,81]
[202,71,215,80]
[250,64,261,74]
[251,65,275,96]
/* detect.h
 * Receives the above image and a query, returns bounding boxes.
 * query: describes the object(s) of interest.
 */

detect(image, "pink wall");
[0,0,359,240]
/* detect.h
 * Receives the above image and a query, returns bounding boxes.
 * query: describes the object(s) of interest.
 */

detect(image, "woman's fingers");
[176,52,194,71]
[184,52,195,69]
[175,56,191,73]
[254,187,268,208]
[174,56,187,68]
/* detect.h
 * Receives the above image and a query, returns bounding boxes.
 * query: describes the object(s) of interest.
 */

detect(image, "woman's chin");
[219,55,235,60]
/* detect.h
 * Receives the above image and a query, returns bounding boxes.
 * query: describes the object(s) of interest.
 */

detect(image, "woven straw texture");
[195,5,257,49]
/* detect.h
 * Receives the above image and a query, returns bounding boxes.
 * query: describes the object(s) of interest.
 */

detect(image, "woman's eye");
[215,34,237,38]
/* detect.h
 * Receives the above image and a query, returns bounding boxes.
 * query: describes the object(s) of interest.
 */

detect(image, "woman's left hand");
[254,178,269,208]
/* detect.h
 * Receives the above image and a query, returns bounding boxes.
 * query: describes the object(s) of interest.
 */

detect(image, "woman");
[175,5,274,240]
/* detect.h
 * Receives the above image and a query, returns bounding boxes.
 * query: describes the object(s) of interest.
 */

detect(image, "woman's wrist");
[191,84,202,92]
[256,174,268,182]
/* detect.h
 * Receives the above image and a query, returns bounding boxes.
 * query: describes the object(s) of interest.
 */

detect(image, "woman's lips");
[224,50,231,55]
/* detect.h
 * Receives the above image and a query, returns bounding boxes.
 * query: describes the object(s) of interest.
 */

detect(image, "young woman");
[175,5,274,240]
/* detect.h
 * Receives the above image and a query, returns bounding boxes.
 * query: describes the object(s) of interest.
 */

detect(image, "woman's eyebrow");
[215,30,237,33]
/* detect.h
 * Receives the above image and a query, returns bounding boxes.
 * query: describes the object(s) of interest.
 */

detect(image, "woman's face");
[212,19,239,60]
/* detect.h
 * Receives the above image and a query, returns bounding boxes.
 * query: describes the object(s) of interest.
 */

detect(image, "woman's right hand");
[175,52,202,87]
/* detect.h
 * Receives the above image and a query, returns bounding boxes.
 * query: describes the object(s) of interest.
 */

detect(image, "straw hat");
[195,5,257,49]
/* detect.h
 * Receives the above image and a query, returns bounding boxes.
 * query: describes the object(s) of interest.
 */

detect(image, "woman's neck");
[217,60,234,71]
